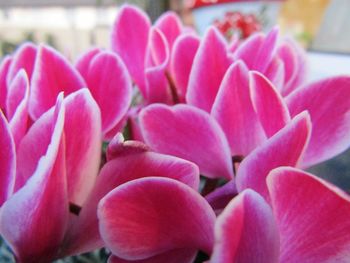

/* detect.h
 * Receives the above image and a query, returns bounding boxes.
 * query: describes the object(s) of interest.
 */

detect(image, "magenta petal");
[109,249,197,263]
[236,112,311,200]
[63,89,101,206]
[0,95,68,263]
[211,61,266,156]
[233,33,264,69]
[170,34,200,102]
[86,51,132,135]
[154,11,182,52]
[98,177,215,260]
[210,189,279,263]
[75,47,101,80]
[7,70,30,148]
[140,104,233,179]
[29,45,86,120]
[145,28,173,104]
[0,56,12,110]
[286,76,350,167]
[111,4,150,97]
[268,167,350,262]
[0,111,16,206]
[186,27,231,112]
[6,42,37,85]
[205,181,237,215]
[60,150,199,256]
[264,57,285,91]
[250,71,290,137]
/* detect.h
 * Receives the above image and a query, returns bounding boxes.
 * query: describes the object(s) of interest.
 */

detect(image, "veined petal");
[0,56,12,110]
[29,45,86,120]
[210,189,279,263]
[140,104,233,179]
[170,34,200,102]
[60,150,199,256]
[250,71,290,137]
[6,42,37,85]
[7,70,30,148]
[268,167,350,263]
[111,4,150,97]
[86,51,132,135]
[109,249,196,263]
[236,112,311,201]
[186,27,231,112]
[0,95,68,263]
[75,47,101,79]
[0,111,16,206]
[211,61,266,156]
[286,76,350,167]
[154,11,182,52]
[98,177,215,260]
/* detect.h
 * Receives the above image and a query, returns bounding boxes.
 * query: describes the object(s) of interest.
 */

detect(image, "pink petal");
[286,76,350,167]
[98,177,215,260]
[267,167,350,262]
[279,38,307,96]
[210,189,279,263]
[170,34,200,102]
[250,71,290,137]
[6,69,29,121]
[6,42,37,85]
[0,56,12,111]
[63,89,102,206]
[86,51,132,135]
[211,61,266,156]
[186,27,231,112]
[0,95,68,263]
[109,249,196,263]
[111,4,150,97]
[75,47,101,80]
[0,111,16,206]
[29,45,86,120]
[205,181,237,215]
[7,70,30,148]
[60,150,199,256]
[236,112,311,201]
[145,28,173,104]
[264,57,285,91]
[154,11,182,52]
[140,104,233,179]
[233,27,278,73]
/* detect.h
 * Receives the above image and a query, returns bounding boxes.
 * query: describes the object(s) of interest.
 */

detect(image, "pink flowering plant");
[1,4,350,263]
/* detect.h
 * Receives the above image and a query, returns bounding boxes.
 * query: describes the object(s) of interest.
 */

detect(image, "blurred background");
[0,0,349,189]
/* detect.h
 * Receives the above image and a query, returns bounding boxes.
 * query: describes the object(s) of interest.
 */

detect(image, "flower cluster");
[1,4,350,263]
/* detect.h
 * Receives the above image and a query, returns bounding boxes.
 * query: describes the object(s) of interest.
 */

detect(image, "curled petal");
[98,177,215,260]
[268,167,350,263]
[286,76,350,167]
[211,61,266,156]
[0,111,16,206]
[6,42,37,85]
[7,70,30,148]
[0,56,12,110]
[140,104,233,179]
[86,51,132,135]
[205,181,237,215]
[236,112,311,201]
[210,189,279,263]
[0,95,68,263]
[154,11,182,52]
[186,27,231,112]
[170,34,200,102]
[60,151,199,256]
[75,47,101,79]
[111,4,150,97]
[29,45,86,120]
[250,71,290,137]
